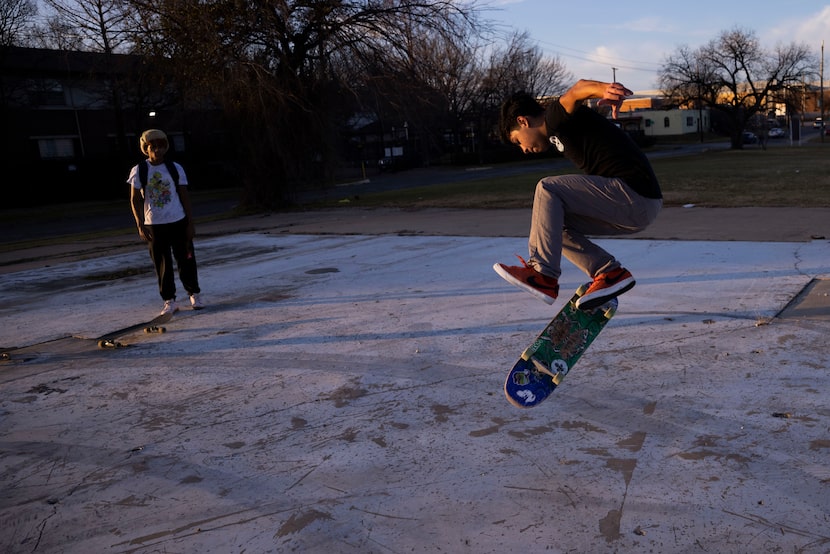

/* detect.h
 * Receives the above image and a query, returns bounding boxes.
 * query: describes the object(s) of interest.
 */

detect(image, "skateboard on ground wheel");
[504,283,617,408]
[96,313,172,349]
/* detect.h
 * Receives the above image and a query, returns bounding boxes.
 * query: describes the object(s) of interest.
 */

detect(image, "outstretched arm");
[559,79,632,118]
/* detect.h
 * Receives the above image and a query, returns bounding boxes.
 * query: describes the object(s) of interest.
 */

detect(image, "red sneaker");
[575,267,635,310]
[493,256,559,304]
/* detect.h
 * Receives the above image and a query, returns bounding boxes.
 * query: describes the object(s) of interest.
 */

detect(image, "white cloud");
[609,16,676,34]
[759,6,829,48]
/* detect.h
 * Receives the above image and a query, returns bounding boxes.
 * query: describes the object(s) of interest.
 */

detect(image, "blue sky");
[485,1,829,91]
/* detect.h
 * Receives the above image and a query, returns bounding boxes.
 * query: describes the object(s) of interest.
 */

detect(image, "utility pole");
[821,40,825,143]
[612,67,617,82]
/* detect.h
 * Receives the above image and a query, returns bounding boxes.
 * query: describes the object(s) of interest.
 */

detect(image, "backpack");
[137,159,180,191]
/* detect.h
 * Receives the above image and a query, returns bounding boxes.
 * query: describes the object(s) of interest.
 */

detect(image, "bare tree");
[462,32,571,158]
[38,0,131,53]
[126,0,486,209]
[36,0,143,160]
[660,27,816,148]
[484,31,572,101]
[0,0,37,46]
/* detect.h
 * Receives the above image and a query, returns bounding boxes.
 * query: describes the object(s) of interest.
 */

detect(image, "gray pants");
[528,175,662,279]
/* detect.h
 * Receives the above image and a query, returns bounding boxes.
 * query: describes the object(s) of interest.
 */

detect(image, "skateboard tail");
[504,358,561,408]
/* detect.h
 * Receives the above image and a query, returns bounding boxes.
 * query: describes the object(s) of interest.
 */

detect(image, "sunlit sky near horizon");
[485,0,829,92]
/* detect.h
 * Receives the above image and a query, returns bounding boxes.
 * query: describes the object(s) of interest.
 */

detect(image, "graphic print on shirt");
[147,170,173,208]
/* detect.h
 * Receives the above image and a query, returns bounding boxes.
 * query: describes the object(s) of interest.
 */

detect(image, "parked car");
[741,131,758,144]
[768,127,786,138]
[814,117,824,129]
[378,157,397,171]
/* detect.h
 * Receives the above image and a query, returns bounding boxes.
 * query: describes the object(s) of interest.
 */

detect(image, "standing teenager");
[128,129,204,315]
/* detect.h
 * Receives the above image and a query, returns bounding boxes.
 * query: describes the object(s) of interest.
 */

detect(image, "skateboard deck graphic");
[96,313,172,349]
[504,284,616,408]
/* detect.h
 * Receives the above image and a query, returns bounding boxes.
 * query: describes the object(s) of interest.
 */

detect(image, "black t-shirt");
[545,102,662,199]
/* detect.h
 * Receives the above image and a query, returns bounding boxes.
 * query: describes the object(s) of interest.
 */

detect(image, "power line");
[532,38,664,74]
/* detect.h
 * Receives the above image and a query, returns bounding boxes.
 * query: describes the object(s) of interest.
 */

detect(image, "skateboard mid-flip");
[504,283,616,408]
[96,313,172,349]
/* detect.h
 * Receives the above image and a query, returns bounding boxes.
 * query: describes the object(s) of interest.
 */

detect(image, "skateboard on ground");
[96,313,172,349]
[504,283,617,408]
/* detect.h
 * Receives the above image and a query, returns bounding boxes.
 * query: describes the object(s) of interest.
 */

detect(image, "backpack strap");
[138,160,180,191]
[165,159,180,187]
[138,160,148,190]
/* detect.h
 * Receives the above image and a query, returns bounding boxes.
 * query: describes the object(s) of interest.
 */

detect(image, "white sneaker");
[189,294,204,310]
[160,299,179,316]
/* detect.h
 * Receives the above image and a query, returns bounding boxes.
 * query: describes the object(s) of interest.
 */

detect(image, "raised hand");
[597,82,633,119]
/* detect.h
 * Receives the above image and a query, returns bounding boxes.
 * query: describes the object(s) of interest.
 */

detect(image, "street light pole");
[821,40,825,143]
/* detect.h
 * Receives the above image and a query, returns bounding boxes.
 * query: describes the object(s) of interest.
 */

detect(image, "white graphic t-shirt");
[128,161,188,225]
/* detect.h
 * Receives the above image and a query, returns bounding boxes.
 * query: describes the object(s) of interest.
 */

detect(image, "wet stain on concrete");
[599,508,623,542]
[580,447,611,457]
[259,292,294,302]
[586,431,650,543]
[677,449,751,464]
[693,435,720,447]
[84,267,149,281]
[606,458,638,487]
[617,431,646,453]
[115,495,149,507]
[277,509,334,537]
[431,403,456,422]
[470,424,501,438]
[13,395,39,404]
[506,425,556,440]
[328,385,368,408]
[560,420,607,434]
[26,383,66,395]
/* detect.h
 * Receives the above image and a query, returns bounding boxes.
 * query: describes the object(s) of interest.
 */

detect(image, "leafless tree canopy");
[0,0,36,46]
[659,27,816,148]
[7,0,575,208]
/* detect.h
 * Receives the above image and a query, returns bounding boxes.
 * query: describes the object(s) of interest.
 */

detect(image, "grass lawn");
[330,142,830,209]
[3,140,829,252]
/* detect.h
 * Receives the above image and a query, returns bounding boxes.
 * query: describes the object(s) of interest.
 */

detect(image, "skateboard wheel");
[97,339,106,348]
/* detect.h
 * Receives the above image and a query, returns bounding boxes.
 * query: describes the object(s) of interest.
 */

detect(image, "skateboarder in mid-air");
[494,80,663,310]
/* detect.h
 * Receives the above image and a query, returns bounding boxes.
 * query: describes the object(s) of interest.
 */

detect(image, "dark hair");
[499,91,545,143]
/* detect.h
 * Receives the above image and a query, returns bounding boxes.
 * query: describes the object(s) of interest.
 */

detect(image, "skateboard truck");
[529,356,568,385]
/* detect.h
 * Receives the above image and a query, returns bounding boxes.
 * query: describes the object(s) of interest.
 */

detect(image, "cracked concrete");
[1,208,829,553]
